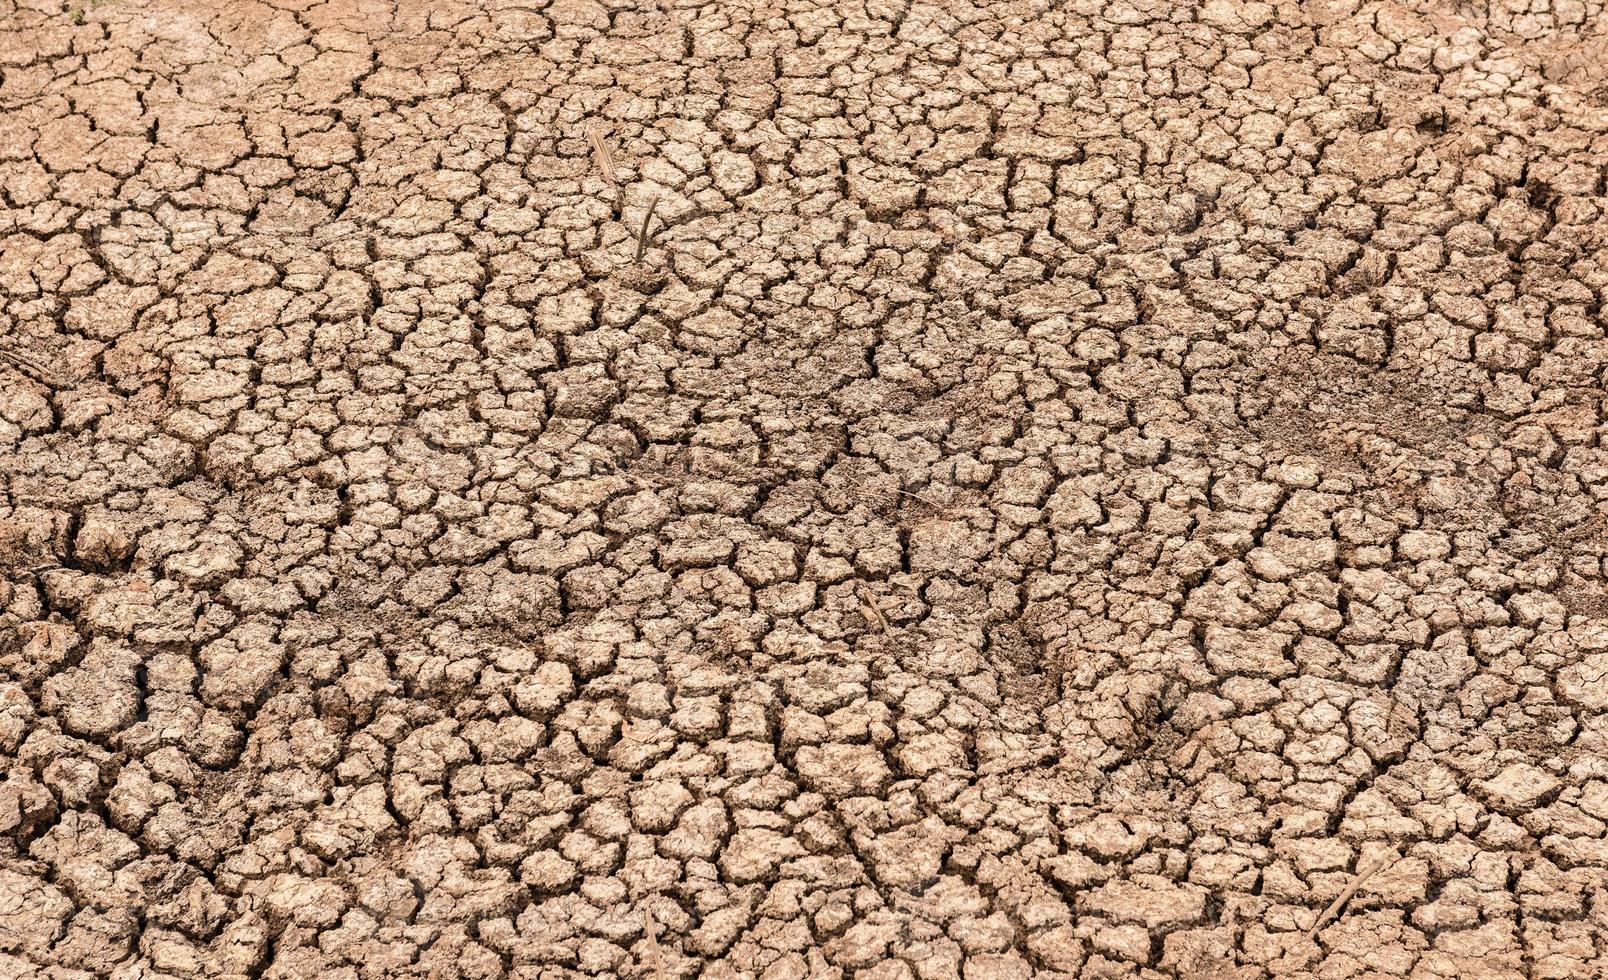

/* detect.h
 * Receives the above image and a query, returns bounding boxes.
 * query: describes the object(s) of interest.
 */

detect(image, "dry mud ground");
[3,0,1608,977]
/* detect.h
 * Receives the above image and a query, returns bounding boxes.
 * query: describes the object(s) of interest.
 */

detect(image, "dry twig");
[586,125,615,183]
[642,907,668,980]
[1307,854,1396,941]
[842,472,951,514]
[857,586,890,633]
[635,196,660,262]
[0,346,57,385]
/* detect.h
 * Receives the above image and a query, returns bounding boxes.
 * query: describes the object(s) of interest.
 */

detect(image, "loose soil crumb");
[3,0,1608,977]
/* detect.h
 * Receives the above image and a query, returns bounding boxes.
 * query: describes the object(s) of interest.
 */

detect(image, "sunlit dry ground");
[3,0,1608,976]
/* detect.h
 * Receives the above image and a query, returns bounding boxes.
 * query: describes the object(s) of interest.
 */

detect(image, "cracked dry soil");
[3,0,1608,977]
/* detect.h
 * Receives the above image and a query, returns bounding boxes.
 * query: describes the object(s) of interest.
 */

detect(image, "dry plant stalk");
[587,125,615,183]
[857,586,889,633]
[842,472,951,514]
[0,346,57,384]
[1307,854,1396,941]
[642,907,668,980]
[636,196,660,262]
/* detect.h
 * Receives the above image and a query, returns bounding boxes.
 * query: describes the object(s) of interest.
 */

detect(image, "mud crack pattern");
[4,0,1608,976]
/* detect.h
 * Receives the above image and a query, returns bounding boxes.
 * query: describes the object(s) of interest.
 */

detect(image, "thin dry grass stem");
[857,586,890,633]
[587,125,615,183]
[842,472,952,514]
[636,196,660,262]
[642,907,668,980]
[1307,854,1396,941]
[0,346,57,385]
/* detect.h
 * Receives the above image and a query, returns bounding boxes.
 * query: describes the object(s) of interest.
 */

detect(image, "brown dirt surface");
[3,0,1608,977]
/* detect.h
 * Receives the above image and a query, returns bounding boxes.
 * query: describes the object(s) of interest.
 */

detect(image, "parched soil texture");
[4,0,1608,977]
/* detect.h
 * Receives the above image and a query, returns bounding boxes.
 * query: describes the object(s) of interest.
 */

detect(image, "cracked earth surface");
[3,0,1608,977]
